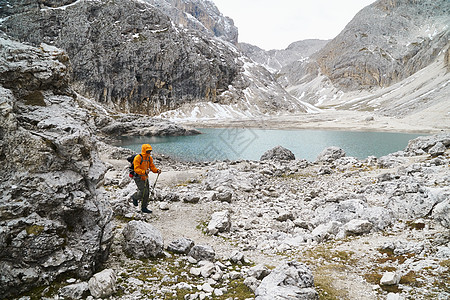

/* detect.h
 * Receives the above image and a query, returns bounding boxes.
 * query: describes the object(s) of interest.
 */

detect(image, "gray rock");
[378,155,407,168]
[216,191,233,203]
[240,39,328,72]
[428,142,446,157]
[260,146,296,161]
[229,251,245,264]
[59,282,89,299]
[311,1,450,92]
[188,245,215,262]
[183,193,201,204]
[343,219,373,236]
[122,220,164,258]
[316,146,346,163]
[144,0,238,44]
[405,134,450,155]
[433,199,450,229]
[311,221,341,242]
[0,37,113,298]
[167,237,195,254]
[207,211,231,235]
[276,210,295,222]
[255,261,318,300]
[380,272,401,286]
[88,269,117,298]
[247,264,271,280]
[244,276,260,292]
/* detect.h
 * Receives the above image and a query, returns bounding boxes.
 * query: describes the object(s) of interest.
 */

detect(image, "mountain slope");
[279,0,450,120]
[240,39,329,72]
[314,0,450,91]
[0,0,310,116]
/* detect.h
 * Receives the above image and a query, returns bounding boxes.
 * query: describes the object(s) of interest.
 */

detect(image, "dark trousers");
[132,177,149,209]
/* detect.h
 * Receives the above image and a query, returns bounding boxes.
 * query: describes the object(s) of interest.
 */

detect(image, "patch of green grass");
[217,279,254,299]
[439,259,450,268]
[314,271,348,300]
[406,220,425,230]
[400,271,425,288]
[115,253,256,299]
[377,248,415,264]
[26,225,45,235]
[196,220,208,234]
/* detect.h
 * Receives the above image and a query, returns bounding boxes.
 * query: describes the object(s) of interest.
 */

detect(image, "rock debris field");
[84,134,450,300]
[19,134,449,300]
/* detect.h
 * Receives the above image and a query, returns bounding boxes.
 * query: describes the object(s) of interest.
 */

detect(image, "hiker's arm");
[133,156,146,176]
[149,157,160,174]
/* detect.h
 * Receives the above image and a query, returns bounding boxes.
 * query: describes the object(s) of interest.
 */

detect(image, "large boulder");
[433,198,450,229]
[207,210,231,235]
[255,261,318,300]
[188,244,215,262]
[122,220,164,258]
[0,36,113,298]
[167,237,195,254]
[316,146,346,163]
[260,146,296,161]
[88,269,117,298]
[405,133,450,155]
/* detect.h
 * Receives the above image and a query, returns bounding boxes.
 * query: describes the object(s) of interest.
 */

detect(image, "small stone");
[380,272,400,285]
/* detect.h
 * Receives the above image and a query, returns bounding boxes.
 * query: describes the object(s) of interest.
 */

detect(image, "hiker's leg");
[133,177,145,204]
[141,180,150,210]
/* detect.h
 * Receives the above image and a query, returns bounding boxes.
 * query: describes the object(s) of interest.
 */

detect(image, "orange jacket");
[133,144,159,181]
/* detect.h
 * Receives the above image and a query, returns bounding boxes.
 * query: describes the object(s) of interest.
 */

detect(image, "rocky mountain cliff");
[240,39,329,72]
[143,0,238,45]
[276,0,450,120]
[1,0,309,117]
[0,33,114,298]
[313,0,450,91]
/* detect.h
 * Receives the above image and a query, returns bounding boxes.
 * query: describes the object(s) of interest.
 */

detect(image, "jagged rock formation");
[144,0,238,44]
[240,39,329,72]
[275,0,450,122]
[0,34,114,298]
[1,0,309,118]
[313,0,450,91]
[0,0,242,115]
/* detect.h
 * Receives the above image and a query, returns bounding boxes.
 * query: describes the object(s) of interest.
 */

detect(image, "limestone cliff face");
[0,34,113,298]
[312,0,450,91]
[145,0,238,45]
[1,0,242,115]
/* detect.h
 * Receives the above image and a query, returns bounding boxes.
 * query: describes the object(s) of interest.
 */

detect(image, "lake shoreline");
[174,110,448,134]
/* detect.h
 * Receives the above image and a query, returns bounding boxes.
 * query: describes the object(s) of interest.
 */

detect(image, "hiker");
[131,144,161,213]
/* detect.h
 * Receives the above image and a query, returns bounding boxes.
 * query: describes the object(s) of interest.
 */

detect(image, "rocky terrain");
[11,133,448,299]
[0,31,205,299]
[1,0,449,299]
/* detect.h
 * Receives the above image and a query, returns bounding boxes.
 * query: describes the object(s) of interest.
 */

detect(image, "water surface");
[116,128,424,162]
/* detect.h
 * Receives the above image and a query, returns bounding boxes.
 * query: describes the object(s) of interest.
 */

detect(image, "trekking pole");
[151,172,160,195]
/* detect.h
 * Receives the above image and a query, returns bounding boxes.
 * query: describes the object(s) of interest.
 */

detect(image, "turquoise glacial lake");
[116,128,425,162]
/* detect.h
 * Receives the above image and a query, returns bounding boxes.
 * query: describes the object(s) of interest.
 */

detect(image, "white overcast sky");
[212,0,376,50]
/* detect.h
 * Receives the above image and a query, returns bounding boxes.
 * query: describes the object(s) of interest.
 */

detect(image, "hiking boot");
[141,207,152,214]
[132,197,138,207]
